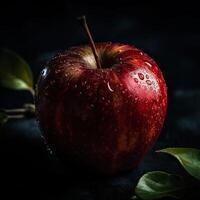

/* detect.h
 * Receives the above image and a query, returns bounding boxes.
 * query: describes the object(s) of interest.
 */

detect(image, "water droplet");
[119,57,123,64]
[86,85,90,90]
[55,69,61,74]
[134,78,138,83]
[138,73,144,80]
[74,84,77,88]
[146,74,149,79]
[82,81,87,86]
[145,62,152,67]
[102,97,105,101]
[107,82,114,92]
[64,73,68,77]
[146,80,152,85]
[42,68,48,76]
[50,80,55,85]
[46,146,53,155]
[79,91,82,95]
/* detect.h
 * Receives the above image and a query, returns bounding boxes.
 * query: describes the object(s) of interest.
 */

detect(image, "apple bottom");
[43,131,159,176]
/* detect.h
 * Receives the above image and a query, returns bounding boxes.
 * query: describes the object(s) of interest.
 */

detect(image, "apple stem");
[78,16,101,69]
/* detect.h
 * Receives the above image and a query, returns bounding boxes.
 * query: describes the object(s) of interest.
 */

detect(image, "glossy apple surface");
[35,43,167,175]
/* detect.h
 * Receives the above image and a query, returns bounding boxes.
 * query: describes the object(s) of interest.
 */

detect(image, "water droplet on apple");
[74,84,78,88]
[40,135,45,140]
[119,57,123,64]
[86,85,90,90]
[64,73,68,77]
[102,97,105,101]
[79,91,82,95]
[146,80,152,85]
[107,82,114,92]
[134,78,138,83]
[138,73,144,80]
[145,62,152,67]
[140,52,143,55]
[82,81,87,86]
[55,69,61,74]
[46,146,53,155]
[146,74,149,79]
[41,67,48,77]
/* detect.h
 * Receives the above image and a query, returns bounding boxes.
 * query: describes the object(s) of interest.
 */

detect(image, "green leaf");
[158,148,200,180]
[135,171,187,200]
[0,49,33,93]
[0,112,8,126]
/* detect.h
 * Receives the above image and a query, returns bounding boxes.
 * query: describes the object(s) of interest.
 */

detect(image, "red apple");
[35,17,167,175]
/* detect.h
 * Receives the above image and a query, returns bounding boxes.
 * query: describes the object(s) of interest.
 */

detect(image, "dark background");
[0,1,200,199]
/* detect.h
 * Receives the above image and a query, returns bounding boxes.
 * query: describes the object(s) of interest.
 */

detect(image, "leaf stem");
[2,104,35,117]
[78,15,101,69]
[7,114,25,119]
[3,108,26,113]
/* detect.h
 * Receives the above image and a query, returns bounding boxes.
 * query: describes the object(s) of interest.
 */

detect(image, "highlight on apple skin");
[35,42,167,175]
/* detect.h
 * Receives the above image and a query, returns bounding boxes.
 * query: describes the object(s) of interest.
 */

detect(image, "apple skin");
[35,43,167,175]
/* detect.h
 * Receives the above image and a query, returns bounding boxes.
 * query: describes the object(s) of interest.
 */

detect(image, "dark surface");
[1,1,200,199]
